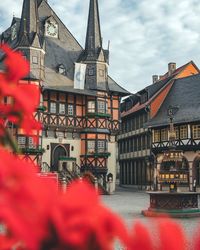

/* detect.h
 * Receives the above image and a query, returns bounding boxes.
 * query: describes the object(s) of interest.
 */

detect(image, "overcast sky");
[1,0,200,93]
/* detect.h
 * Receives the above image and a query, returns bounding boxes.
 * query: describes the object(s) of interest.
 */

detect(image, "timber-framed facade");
[0,0,129,189]
[119,62,200,189]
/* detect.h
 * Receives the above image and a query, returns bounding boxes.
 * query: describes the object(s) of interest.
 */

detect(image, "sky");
[1,0,200,93]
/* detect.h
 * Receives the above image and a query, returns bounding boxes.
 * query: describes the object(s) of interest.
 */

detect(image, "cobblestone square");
[102,186,200,249]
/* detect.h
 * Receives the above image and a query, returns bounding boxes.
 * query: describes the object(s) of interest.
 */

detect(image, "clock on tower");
[46,22,58,38]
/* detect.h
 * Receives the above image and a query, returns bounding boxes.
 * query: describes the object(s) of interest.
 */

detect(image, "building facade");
[119,62,200,189]
[0,0,129,188]
[147,74,200,191]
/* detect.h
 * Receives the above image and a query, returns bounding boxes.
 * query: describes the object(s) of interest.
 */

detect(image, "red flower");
[157,219,187,250]
[1,44,29,82]
[0,45,41,135]
[46,181,129,250]
[0,148,57,249]
[129,219,187,250]
[128,222,154,250]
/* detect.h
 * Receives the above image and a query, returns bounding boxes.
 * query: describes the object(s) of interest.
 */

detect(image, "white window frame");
[87,140,95,154]
[28,137,36,149]
[161,128,168,141]
[18,136,26,149]
[97,140,106,153]
[59,103,65,115]
[88,101,95,113]
[154,130,160,143]
[193,125,200,139]
[68,104,74,116]
[180,125,188,139]
[50,102,56,114]
[98,100,106,113]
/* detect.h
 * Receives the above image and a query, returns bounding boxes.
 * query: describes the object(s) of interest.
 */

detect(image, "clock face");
[46,23,58,37]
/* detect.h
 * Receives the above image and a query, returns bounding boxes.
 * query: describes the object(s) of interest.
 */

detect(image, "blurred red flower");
[0,45,41,136]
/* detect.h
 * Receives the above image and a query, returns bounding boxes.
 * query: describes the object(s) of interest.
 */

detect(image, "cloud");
[1,0,200,93]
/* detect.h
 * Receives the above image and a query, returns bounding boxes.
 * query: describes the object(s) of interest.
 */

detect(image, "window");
[174,127,179,139]
[32,56,38,64]
[140,92,148,104]
[59,103,65,115]
[98,100,106,113]
[18,136,26,148]
[68,104,74,116]
[154,130,160,142]
[193,125,200,139]
[88,69,94,76]
[50,102,56,113]
[161,128,168,141]
[58,65,66,75]
[98,140,106,153]
[88,101,95,113]
[28,137,36,149]
[99,69,104,77]
[87,140,95,154]
[180,125,188,139]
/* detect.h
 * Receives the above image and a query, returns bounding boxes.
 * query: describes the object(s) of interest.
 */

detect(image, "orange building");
[119,62,200,189]
[0,0,129,189]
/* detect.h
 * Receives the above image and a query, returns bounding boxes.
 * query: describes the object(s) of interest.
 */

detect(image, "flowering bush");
[0,45,199,250]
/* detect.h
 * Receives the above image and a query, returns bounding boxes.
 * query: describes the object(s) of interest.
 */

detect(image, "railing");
[42,113,120,132]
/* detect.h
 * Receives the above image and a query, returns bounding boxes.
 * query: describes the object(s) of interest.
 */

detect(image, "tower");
[17,0,45,81]
[78,0,109,91]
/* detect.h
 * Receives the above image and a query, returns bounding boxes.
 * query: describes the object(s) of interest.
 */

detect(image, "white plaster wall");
[42,137,81,167]
[107,137,117,190]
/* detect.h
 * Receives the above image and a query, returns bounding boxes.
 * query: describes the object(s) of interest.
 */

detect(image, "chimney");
[168,62,176,76]
[152,75,159,84]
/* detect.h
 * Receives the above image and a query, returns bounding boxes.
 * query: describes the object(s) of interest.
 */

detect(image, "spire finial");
[85,0,102,51]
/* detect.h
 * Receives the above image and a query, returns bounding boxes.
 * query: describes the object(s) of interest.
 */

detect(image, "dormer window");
[140,92,148,104]
[58,64,66,75]
[11,23,17,41]
[32,56,38,64]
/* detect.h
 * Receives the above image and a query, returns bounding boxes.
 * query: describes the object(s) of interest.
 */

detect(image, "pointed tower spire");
[85,0,102,54]
[18,0,40,47]
[77,0,109,91]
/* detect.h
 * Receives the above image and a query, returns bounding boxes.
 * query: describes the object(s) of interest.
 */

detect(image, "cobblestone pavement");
[101,186,200,249]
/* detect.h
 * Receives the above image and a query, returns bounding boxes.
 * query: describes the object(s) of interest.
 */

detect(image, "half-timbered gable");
[147,74,200,190]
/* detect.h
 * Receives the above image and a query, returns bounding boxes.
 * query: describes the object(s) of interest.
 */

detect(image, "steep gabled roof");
[108,76,130,96]
[0,0,129,97]
[121,61,199,117]
[146,74,200,128]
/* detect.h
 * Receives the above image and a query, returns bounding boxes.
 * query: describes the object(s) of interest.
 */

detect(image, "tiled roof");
[121,62,195,117]
[146,74,200,127]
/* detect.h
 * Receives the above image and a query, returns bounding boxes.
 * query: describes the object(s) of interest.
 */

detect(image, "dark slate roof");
[108,77,130,96]
[146,74,200,128]
[144,76,174,99]
[43,85,97,96]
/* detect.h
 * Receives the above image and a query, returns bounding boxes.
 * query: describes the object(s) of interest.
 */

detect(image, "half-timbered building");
[0,0,129,188]
[119,62,200,189]
[147,74,200,191]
